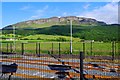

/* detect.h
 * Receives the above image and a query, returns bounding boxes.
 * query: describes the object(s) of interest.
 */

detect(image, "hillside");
[2,16,119,41]
[3,16,106,29]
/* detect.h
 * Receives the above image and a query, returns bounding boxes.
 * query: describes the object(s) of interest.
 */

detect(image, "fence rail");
[1,41,119,60]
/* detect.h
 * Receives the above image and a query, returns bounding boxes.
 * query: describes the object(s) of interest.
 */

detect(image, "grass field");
[1,34,80,42]
[1,40,118,56]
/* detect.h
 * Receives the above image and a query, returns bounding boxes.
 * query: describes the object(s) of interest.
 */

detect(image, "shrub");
[56,37,66,41]
[37,37,41,40]
[23,38,29,40]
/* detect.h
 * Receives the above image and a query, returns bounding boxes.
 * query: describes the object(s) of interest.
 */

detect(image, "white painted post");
[70,20,72,54]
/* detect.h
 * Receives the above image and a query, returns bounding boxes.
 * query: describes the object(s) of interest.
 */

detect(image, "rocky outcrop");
[3,16,107,30]
[22,16,106,25]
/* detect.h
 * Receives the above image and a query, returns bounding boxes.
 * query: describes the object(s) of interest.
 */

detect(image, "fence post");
[80,52,84,80]
[52,43,53,54]
[36,43,38,56]
[48,51,50,54]
[70,42,72,54]
[83,41,85,56]
[21,43,24,55]
[115,41,116,56]
[59,42,61,58]
[10,43,12,53]
[112,41,115,61]
[91,40,93,55]
[38,42,40,56]
[7,43,8,53]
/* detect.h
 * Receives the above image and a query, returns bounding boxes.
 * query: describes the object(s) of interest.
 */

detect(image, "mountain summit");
[23,16,106,25]
[3,16,106,29]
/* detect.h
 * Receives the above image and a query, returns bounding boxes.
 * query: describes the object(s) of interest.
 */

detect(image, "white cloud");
[112,0,119,2]
[83,4,90,9]
[62,12,68,16]
[30,16,39,19]
[62,12,78,17]
[20,6,31,10]
[79,2,118,24]
[30,5,49,19]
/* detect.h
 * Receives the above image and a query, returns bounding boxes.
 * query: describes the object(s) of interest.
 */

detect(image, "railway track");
[1,58,120,69]
[1,55,120,79]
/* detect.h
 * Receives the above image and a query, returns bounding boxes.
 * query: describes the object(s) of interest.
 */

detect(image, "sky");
[1,0,120,2]
[1,2,119,28]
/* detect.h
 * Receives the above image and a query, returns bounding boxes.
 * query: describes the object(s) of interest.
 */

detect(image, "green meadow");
[1,22,119,56]
[1,40,118,56]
